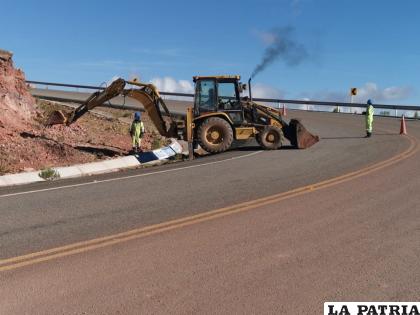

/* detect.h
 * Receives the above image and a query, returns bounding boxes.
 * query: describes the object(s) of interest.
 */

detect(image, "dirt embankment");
[0,50,164,175]
[0,50,37,131]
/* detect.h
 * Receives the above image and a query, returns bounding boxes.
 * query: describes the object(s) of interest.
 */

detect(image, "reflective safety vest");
[131,121,145,139]
[366,105,374,131]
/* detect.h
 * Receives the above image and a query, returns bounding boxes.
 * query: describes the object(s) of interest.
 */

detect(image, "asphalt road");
[1,110,419,314]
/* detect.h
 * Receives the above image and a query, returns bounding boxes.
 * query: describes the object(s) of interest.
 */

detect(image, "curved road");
[0,111,419,314]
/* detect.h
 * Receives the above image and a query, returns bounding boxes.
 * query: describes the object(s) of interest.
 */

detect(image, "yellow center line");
[0,134,417,272]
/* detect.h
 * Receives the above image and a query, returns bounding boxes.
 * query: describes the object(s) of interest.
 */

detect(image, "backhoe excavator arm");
[45,78,178,138]
[46,78,127,126]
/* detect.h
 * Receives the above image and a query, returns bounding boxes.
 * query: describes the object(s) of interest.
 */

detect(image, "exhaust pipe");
[248,77,252,102]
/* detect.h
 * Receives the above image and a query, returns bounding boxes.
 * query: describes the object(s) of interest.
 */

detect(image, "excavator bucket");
[45,109,68,125]
[286,119,319,149]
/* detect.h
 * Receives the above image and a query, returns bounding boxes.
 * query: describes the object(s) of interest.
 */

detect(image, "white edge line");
[0,151,262,199]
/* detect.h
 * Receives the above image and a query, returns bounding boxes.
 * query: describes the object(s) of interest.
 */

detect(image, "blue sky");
[2,0,419,104]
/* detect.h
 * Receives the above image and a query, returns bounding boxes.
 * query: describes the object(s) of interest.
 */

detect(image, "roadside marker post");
[282,104,287,116]
[400,115,407,135]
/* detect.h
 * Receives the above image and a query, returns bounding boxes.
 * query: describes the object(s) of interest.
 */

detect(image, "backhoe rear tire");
[257,126,282,150]
[197,117,233,153]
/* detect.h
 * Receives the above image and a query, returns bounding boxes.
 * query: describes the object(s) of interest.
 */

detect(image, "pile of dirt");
[0,50,166,175]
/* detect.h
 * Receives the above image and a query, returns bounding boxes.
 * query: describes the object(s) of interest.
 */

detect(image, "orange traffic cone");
[400,115,407,135]
[281,104,287,116]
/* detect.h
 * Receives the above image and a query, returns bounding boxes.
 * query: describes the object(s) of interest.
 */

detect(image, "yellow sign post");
[350,87,357,104]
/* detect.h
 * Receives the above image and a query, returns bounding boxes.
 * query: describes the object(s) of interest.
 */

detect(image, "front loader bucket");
[286,119,319,149]
[45,110,68,126]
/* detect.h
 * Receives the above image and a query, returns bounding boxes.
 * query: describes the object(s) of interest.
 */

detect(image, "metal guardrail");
[27,80,420,113]
[26,80,194,98]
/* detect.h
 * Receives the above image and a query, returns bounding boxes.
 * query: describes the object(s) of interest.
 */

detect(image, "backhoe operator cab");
[194,75,243,124]
[192,75,284,153]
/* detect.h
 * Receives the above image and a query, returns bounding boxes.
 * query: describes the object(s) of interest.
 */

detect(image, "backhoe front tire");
[197,117,233,153]
[257,126,282,150]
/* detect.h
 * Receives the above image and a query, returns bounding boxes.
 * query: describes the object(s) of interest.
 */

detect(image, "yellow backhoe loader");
[46,75,319,154]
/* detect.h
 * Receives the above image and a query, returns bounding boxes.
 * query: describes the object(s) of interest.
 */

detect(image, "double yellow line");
[0,135,417,272]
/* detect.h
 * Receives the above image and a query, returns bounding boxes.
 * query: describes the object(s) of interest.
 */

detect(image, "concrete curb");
[0,140,185,187]
[0,172,45,186]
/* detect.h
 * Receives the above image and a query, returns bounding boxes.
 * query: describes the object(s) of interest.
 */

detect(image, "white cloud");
[149,78,286,106]
[353,82,412,103]
[150,76,194,94]
[290,82,414,113]
[106,77,285,102]
[106,76,195,95]
[252,83,284,99]
[149,79,285,100]
[300,82,412,104]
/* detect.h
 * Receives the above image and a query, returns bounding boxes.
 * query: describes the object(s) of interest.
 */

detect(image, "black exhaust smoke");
[251,26,308,79]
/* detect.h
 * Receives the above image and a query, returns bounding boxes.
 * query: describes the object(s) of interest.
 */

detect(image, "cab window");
[195,80,217,113]
[217,82,239,110]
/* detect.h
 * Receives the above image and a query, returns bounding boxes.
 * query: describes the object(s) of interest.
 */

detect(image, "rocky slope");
[0,50,162,175]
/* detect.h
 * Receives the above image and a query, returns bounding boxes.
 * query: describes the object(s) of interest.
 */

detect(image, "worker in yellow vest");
[130,112,145,153]
[365,99,374,137]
